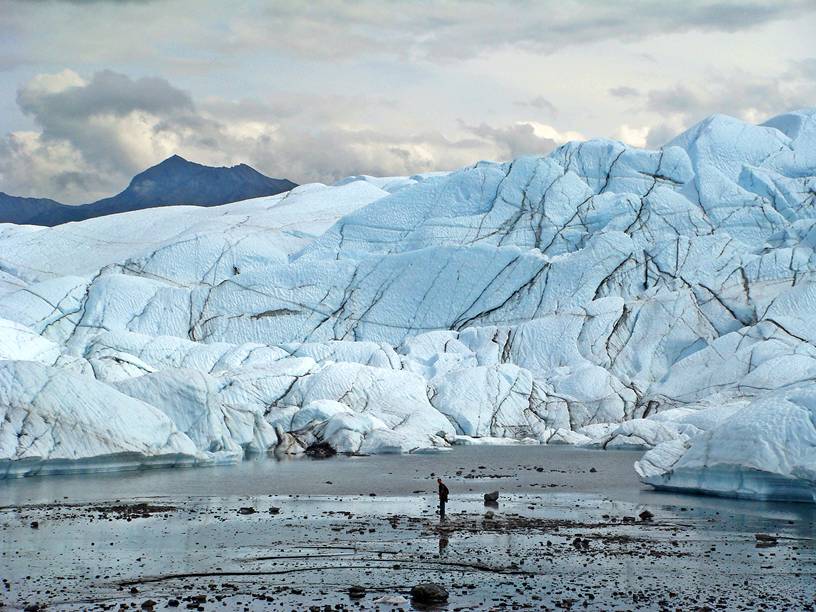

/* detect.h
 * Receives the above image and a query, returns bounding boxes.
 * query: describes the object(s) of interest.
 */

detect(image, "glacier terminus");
[1,110,816,504]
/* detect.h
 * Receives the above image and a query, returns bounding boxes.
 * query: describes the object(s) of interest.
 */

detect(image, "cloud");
[609,86,640,98]
[641,60,816,146]
[614,124,650,148]
[647,63,816,121]
[794,57,816,80]
[0,70,202,200]
[462,121,586,159]
[1,69,586,202]
[463,122,558,159]
[18,69,193,122]
[515,96,558,115]
[244,1,813,62]
[645,121,687,148]
[3,0,812,69]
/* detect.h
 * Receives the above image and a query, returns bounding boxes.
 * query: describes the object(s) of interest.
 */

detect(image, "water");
[2,446,815,610]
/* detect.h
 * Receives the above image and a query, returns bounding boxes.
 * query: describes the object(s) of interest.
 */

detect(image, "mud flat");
[1,446,815,610]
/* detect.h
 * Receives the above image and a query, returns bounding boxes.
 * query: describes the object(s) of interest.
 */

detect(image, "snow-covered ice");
[1,109,815,501]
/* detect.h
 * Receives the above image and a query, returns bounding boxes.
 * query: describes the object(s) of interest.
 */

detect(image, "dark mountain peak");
[132,155,202,181]
[152,153,188,167]
[0,157,297,226]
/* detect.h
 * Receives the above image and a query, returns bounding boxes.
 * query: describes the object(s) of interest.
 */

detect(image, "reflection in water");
[1,445,815,610]
[438,533,449,556]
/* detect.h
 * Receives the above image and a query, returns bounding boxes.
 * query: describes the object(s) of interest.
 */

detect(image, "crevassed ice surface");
[1,110,815,502]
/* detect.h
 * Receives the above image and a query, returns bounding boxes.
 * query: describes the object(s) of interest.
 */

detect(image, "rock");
[410,582,449,603]
[30,521,38,529]
[348,585,366,599]
[305,441,337,459]
[167,601,179,608]
[638,510,654,521]
[572,537,590,549]
[622,516,636,523]
[589,467,597,473]
[238,507,256,515]
[755,533,778,547]
[140,600,156,610]
[484,491,499,503]
[373,595,408,605]
[268,506,280,514]
[484,510,495,519]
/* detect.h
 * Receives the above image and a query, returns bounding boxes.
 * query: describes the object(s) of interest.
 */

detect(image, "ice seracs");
[0,360,200,478]
[0,108,815,502]
[636,387,816,502]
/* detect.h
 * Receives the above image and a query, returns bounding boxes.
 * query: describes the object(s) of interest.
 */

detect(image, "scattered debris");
[305,441,336,458]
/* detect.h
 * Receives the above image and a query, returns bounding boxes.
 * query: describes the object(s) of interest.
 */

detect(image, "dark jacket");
[438,481,449,503]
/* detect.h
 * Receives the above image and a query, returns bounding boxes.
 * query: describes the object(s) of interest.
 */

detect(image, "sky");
[0,0,814,203]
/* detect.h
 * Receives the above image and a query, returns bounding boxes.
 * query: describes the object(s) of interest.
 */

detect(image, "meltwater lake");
[2,446,815,610]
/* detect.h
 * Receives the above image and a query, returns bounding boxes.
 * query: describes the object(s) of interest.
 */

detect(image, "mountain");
[0,155,297,226]
[1,109,815,504]
[75,155,297,221]
[0,193,77,226]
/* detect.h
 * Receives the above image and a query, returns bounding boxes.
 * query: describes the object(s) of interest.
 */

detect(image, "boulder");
[410,582,449,603]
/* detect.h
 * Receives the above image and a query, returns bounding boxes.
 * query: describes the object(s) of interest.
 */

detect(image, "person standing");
[437,477,449,519]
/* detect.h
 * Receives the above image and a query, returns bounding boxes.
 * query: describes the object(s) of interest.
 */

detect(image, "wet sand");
[1,446,815,610]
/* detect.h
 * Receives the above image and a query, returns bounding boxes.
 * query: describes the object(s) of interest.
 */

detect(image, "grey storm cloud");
[18,70,193,123]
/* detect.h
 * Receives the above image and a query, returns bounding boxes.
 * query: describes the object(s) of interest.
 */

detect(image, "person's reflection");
[438,532,449,556]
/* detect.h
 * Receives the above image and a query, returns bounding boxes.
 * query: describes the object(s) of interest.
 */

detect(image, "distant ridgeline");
[0,155,297,226]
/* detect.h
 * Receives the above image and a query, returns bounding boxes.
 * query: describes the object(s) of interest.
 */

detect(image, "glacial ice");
[635,387,816,502]
[0,360,200,478]
[0,109,815,501]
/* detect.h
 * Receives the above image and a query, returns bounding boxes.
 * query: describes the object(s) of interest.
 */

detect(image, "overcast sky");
[0,0,814,203]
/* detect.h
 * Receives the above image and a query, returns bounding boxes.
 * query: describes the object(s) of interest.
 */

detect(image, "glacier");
[0,109,815,502]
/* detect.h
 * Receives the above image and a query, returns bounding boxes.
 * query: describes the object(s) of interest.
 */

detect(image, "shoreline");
[3,447,815,610]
